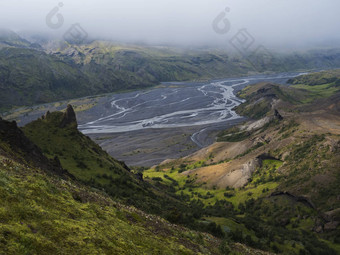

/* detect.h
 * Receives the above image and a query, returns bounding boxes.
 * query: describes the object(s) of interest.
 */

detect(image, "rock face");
[242,116,271,132]
[44,111,50,119]
[241,109,283,132]
[135,172,143,181]
[274,109,283,120]
[226,158,261,188]
[60,105,77,128]
[242,158,261,179]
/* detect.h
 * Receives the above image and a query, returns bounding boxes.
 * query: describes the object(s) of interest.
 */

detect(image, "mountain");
[0,29,41,49]
[1,31,340,111]
[143,70,340,254]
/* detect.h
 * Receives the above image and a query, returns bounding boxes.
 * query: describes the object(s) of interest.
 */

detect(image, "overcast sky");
[0,0,339,49]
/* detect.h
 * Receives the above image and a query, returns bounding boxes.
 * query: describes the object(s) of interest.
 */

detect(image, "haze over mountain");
[1,0,339,49]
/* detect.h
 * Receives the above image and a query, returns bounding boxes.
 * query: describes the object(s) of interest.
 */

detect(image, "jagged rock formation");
[274,109,283,120]
[237,158,261,186]
[60,104,78,128]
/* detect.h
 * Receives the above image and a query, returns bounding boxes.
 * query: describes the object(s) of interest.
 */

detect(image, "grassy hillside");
[288,69,340,104]
[0,149,223,254]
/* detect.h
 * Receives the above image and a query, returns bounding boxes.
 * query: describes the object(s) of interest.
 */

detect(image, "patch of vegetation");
[251,159,283,186]
[235,196,338,255]
[144,146,340,254]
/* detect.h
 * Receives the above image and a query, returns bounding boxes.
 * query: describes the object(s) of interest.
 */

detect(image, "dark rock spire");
[60,105,77,128]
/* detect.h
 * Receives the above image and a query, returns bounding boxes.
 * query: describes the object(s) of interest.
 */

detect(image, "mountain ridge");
[2,30,340,111]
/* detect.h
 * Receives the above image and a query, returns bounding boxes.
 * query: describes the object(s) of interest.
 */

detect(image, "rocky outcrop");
[322,208,340,231]
[228,158,261,188]
[241,109,283,132]
[44,111,51,119]
[274,109,283,120]
[60,104,77,128]
[242,116,271,132]
[242,158,261,179]
[135,172,143,181]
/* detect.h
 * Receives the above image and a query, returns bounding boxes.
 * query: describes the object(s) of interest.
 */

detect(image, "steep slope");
[0,29,40,49]
[0,117,221,255]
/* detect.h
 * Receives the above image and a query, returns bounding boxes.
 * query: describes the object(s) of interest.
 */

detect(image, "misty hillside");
[1,31,340,111]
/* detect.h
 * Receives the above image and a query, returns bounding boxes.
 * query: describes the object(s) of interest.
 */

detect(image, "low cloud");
[0,0,339,50]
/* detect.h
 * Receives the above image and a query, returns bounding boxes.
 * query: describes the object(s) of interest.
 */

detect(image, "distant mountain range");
[1,29,340,111]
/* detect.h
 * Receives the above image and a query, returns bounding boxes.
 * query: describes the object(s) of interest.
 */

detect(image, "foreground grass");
[0,156,221,255]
